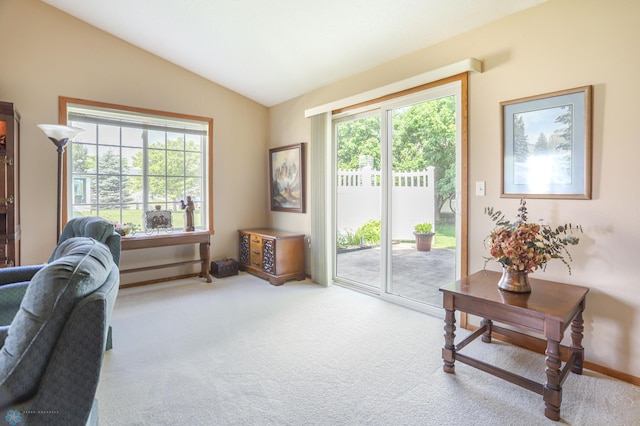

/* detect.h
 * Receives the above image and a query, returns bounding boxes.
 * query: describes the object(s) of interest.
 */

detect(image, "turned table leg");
[570,303,586,375]
[442,307,456,373]
[544,338,562,421]
[199,241,212,283]
[481,318,493,343]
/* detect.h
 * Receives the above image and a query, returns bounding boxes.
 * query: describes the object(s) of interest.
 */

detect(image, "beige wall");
[0,0,270,284]
[270,0,640,378]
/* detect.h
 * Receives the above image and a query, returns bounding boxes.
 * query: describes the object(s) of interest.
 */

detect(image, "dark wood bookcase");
[0,101,20,267]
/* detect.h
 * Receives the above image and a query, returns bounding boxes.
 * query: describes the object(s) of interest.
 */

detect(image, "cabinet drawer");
[249,234,262,268]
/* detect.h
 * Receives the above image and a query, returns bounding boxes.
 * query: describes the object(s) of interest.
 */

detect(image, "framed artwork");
[144,209,172,233]
[501,86,592,199]
[269,143,306,213]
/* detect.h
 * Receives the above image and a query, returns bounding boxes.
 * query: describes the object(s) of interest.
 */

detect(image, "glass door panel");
[335,114,381,291]
[388,96,458,306]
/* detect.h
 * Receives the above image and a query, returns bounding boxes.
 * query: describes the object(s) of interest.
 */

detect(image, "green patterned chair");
[0,237,119,425]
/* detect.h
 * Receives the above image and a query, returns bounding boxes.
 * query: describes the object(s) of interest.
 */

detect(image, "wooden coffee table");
[439,270,589,421]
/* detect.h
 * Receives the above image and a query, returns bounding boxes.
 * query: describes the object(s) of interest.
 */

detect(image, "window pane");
[167,133,184,150]
[98,205,120,223]
[97,175,122,206]
[148,130,165,149]
[185,178,201,200]
[125,175,143,205]
[148,176,167,201]
[185,152,201,176]
[148,148,166,175]
[167,151,184,176]
[98,146,121,174]
[98,124,120,146]
[73,204,97,218]
[173,208,185,229]
[72,175,97,207]
[167,177,185,200]
[122,147,143,175]
[71,143,97,173]
[121,204,144,230]
[74,122,97,143]
[122,127,143,148]
[186,134,202,152]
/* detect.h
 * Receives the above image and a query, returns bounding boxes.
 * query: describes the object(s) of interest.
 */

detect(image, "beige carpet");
[97,273,639,425]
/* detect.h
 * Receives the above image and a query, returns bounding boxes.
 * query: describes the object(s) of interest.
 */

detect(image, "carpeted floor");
[97,273,639,425]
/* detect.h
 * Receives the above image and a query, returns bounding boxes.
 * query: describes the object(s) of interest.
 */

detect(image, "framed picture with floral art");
[269,143,306,213]
[501,86,592,199]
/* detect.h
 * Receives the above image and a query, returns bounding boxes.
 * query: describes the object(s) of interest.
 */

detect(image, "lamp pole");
[37,125,85,242]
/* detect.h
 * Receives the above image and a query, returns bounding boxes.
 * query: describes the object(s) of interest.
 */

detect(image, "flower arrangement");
[113,222,139,237]
[484,199,582,274]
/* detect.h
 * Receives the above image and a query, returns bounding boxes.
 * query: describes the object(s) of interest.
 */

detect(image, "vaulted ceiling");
[42,0,547,107]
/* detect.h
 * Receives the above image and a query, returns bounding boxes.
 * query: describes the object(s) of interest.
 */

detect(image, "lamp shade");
[37,124,84,141]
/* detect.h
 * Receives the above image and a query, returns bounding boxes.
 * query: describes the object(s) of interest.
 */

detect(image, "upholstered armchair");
[0,216,121,347]
[0,237,119,425]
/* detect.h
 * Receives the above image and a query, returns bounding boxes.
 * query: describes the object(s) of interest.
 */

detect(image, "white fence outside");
[337,166,436,241]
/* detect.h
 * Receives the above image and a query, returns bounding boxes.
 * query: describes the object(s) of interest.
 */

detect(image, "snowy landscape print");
[512,104,573,186]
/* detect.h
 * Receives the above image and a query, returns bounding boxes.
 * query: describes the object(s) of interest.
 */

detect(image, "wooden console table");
[439,270,589,421]
[120,230,212,285]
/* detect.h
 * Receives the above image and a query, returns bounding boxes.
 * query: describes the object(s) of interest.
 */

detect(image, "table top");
[121,229,211,250]
[440,270,589,322]
[239,228,305,239]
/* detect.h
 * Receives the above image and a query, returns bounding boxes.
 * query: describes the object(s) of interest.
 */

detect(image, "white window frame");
[59,97,213,233]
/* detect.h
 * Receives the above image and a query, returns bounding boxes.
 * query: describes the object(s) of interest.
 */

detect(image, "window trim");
[58,96,214,235]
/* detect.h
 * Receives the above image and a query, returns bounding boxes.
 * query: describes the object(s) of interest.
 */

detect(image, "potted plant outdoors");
[413,222,435,252]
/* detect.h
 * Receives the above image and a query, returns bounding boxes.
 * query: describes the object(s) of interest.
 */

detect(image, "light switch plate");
[476,181,485,196]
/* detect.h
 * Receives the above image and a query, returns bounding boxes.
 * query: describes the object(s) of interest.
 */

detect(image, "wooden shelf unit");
[0,101,20,268]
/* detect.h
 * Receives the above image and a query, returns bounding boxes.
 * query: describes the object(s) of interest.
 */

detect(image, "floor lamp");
[37,124,85,242]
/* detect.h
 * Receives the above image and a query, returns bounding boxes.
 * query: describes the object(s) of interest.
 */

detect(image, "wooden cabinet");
[0,102,20,268]
[238,228,305,285]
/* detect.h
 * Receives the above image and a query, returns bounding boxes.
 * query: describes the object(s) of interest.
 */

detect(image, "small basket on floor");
[210,258,238,278]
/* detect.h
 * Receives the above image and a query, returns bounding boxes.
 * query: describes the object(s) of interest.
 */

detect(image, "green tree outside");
[336,96,457,218]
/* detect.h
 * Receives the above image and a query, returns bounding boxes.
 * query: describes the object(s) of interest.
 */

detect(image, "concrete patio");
[336,243,456,306]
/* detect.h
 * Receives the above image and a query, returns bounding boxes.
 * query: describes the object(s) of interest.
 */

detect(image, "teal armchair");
[0,237,119,425]
[0,217,121,347]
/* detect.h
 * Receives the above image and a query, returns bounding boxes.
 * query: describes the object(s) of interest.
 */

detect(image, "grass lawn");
[433,223,456,249]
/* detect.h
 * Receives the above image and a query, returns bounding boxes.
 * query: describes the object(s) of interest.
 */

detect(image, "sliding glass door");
[333,79,465,312]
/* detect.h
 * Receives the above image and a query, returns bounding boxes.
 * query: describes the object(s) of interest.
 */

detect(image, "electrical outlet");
[476,181,485,196]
